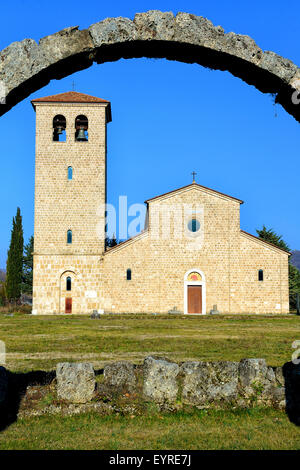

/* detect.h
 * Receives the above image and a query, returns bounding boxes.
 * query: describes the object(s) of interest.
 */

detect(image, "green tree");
[256,225,300,310]
[105,234,118,248]
[256,225,290,252]
[22,236,34,295]
[6,207,24,301]
[0,282,6,306]
[289,263,300,296]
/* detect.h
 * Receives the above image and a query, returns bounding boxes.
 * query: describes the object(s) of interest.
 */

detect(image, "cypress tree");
[6,207,24,301]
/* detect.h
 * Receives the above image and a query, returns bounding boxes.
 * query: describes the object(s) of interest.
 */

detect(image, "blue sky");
[0,0,299,267]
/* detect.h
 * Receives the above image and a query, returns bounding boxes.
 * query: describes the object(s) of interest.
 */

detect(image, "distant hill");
[291,251,300,271]
[0,269,5,283]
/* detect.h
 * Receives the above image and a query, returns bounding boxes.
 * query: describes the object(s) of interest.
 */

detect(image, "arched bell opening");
[53,114,66,142]
[75,115,88,141]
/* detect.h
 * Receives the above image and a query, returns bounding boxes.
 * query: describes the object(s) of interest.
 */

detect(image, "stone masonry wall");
[55,356,287,410]
[31,101,289,315]
[33,102,107,253]
[32,255,104,314]
[103,186,289,314]
[237,233,289,314]
[2,357,293,421]
[32,102,108,315]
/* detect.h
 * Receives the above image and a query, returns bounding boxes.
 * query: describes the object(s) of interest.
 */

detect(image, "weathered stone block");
[174,12,225,47]
[0,39,47,95]
[39,26,93,64]
[275,366,285,387]
[143,356,179,403]
[56,362,95,403]
[104,361,136,392]
[239,358,267,387]
[271,386,286,409]
[181,361,239,405]
[260,51,298,83]
[89,17,137,46]
[238,358,277,399]
[134,10,175,41]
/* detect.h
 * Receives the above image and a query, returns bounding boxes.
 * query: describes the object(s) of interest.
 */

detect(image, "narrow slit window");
[66,276,72,291]
[67,230,72,244]
[258,269,264,281]
[68,166,73,180]
[126,269,131,281]
[188,218,200,233]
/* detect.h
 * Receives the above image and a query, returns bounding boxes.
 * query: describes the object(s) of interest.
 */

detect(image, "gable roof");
[240,230,291,255]
[31,91,110,104]
[31,91,111,121]
[104,230,148,254]
[145,182,244,204]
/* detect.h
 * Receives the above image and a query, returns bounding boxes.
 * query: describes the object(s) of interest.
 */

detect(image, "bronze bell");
[76,127,87,141]
[56,126,63,135]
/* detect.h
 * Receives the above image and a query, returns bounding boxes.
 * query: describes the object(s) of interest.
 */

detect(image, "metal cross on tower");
[191,171,197,183]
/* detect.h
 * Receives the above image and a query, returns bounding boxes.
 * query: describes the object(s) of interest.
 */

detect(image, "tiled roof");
[31,91,110,104]
[31,91,112,121]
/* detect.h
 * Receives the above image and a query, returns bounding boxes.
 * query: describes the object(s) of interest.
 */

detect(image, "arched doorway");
[184,269,206,315]
[59,270,77,314]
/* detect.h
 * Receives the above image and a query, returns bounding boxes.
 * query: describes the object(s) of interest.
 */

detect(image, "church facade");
[31,91,290,315]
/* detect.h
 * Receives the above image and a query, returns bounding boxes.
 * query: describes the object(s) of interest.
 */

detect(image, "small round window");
[188,218,200,233]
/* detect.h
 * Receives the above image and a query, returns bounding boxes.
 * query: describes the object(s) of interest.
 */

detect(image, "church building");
[31,91,290,315]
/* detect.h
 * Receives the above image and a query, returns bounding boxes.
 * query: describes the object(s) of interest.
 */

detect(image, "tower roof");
[31,91,110,104]
[31,91,111,121]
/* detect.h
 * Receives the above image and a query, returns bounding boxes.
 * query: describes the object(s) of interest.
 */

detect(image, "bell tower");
[31,91,111,314]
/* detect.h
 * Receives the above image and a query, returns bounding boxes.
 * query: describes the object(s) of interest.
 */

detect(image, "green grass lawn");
[0,408,299,450]
[0,313,299,372]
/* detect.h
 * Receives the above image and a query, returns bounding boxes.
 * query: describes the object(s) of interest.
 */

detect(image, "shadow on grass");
[0,367,106,432]
[283,361,300,426]
[0,368,55,431]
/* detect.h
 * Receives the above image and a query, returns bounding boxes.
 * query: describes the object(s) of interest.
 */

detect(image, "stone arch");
[0,10,299,122]
[58,267,78,278]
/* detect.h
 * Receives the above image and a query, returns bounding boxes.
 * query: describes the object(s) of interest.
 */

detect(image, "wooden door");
[65,297,72,314]
[188,285,202,313]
